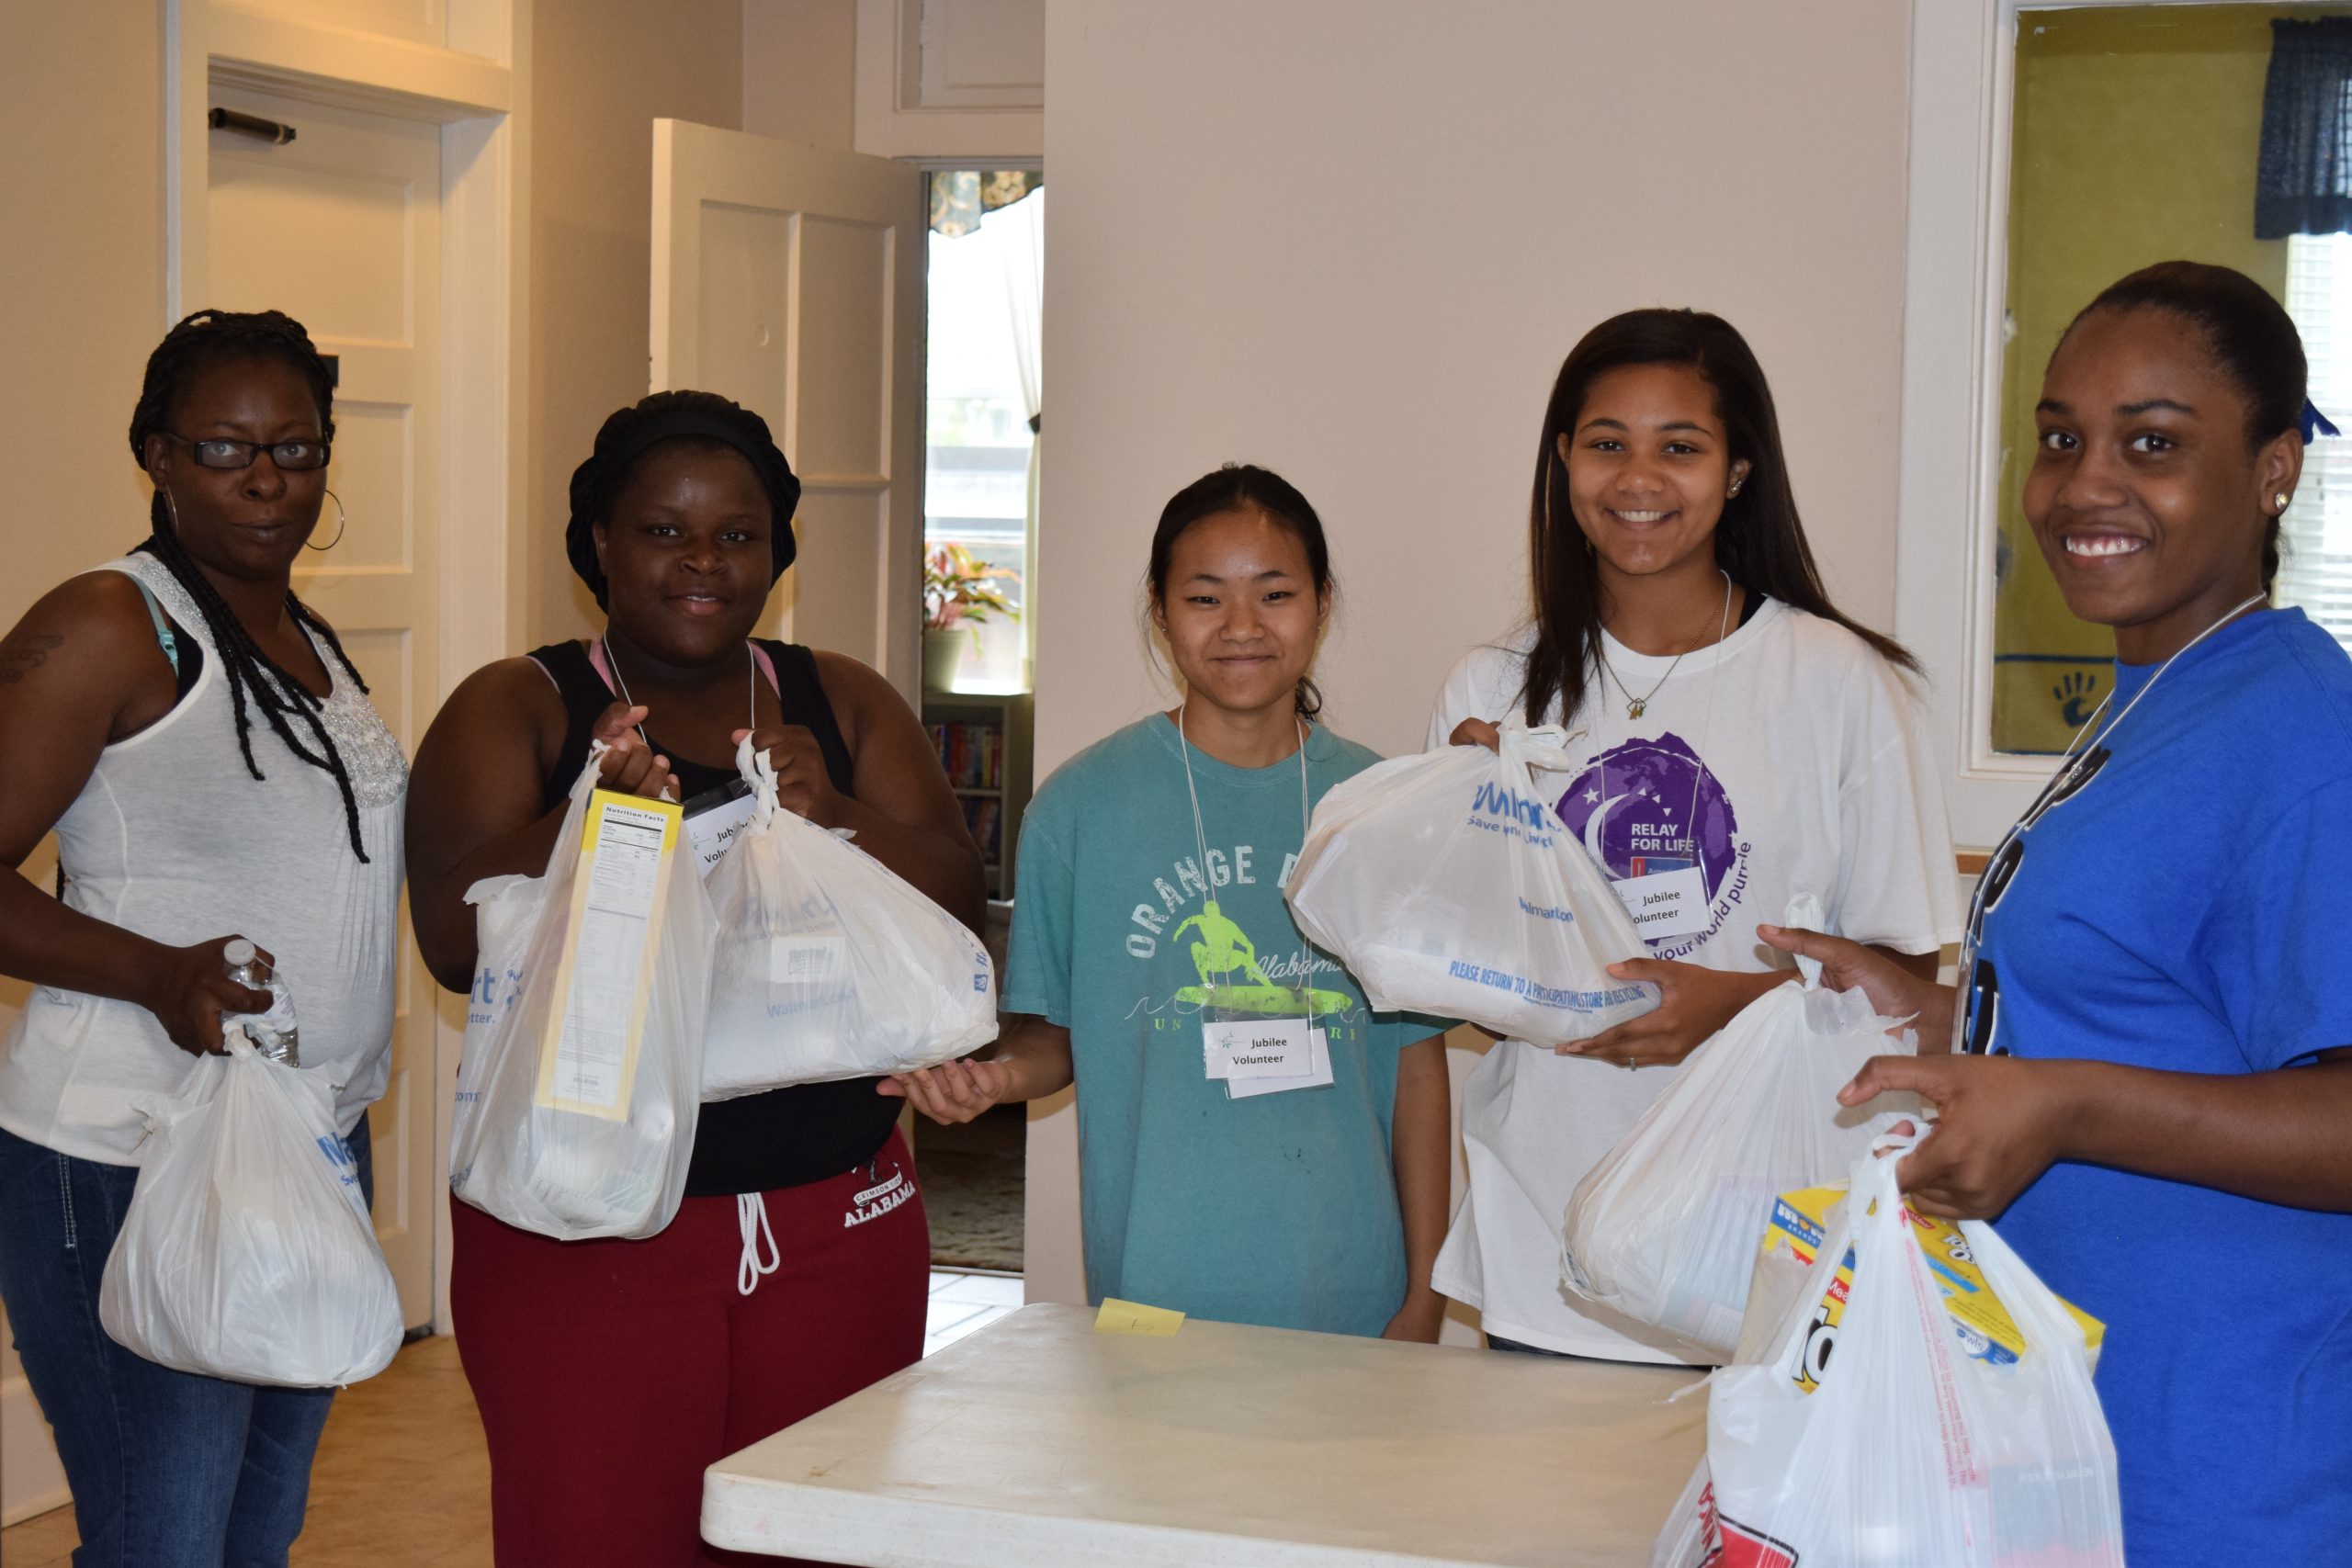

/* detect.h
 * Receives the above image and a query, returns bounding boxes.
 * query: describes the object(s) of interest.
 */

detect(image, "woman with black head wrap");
[406,389,983,1567]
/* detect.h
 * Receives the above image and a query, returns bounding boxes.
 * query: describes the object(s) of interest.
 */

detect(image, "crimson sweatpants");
[449,1130,930,1568]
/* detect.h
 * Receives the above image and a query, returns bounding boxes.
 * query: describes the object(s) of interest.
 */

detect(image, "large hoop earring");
[159,486,182,535]
[305,490,348,552]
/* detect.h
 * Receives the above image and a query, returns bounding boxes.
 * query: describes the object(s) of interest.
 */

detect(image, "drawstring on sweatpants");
[736,1192,779,1296]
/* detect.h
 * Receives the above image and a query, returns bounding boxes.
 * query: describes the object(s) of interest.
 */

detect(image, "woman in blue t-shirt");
[1770,262,2352,1565]
[884,464,1453,1339]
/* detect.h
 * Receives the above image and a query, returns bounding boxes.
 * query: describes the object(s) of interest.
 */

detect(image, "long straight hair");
[1519,309,1917,726]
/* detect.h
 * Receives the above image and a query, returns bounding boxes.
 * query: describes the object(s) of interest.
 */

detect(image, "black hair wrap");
[565,391,802,608]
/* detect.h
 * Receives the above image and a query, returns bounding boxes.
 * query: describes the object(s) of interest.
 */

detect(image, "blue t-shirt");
[1964,608,2352,1565]
[1003,716,1443,1337]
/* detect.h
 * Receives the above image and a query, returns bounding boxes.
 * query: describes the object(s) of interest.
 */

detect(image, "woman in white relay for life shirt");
[1430,308,1963,1361]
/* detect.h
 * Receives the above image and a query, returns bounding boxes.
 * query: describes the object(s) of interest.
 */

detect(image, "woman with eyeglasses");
[0,309,407,1562]
[1767,263,2352,1566]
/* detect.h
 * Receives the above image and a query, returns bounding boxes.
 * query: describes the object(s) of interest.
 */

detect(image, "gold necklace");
[1596,571,1735,720]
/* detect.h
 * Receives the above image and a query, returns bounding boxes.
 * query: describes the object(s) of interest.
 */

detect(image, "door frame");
[166,0,531,1335]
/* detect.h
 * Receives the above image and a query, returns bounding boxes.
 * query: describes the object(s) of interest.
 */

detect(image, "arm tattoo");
[0,633,63,686]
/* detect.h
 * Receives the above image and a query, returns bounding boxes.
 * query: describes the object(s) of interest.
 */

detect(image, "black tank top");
[529,639,899,1197]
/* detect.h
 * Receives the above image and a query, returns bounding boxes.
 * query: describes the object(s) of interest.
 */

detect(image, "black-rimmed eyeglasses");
[160,432,332,471]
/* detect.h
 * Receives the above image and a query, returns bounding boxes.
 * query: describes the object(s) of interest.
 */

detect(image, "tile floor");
[922,1267,1023,1355]
[1,1269,1024,1564]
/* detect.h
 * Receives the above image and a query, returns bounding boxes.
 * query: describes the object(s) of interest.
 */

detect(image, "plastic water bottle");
[223,938,300,1066]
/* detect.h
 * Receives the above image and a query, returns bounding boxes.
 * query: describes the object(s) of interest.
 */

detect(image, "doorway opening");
[917,169,1040,1297]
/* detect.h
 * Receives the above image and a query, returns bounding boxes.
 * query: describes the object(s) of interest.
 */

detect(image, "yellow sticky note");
[1094,1298,1185,1337]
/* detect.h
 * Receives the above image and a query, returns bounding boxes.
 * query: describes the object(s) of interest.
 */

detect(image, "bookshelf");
[923,690,1034,900]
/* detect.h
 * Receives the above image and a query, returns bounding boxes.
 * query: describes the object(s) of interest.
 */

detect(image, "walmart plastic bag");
[1657,1135,2124,1568]
[1284,722,1658,1043]
[450,750,713,1240]
[702,737,996,1096]
[1561,897,1918,1359]
[98,1030,401,1387]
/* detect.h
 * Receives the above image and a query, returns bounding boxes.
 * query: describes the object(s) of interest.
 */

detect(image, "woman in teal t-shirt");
[884,464,1453,1338]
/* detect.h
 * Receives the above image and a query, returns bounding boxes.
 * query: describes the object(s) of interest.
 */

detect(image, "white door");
[650,120,927,699]
[206,85,442,1328]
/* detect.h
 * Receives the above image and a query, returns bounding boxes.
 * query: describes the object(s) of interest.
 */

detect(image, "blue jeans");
[0,1115,374,1567]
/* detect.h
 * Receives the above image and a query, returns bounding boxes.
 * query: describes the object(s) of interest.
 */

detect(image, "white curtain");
[992,189,1045,689]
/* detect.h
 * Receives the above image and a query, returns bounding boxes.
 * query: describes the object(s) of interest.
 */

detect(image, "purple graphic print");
[1553,732,1740,901]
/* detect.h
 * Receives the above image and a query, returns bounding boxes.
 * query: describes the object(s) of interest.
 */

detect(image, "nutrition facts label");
[549,798,672,1111]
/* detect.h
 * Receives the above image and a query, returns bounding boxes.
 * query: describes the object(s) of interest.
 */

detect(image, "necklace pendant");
[1627,699,1645,720]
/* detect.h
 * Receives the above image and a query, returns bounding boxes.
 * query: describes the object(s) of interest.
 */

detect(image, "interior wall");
[526,0,749,648]
[743,0,859,151]
[1026,0,1917,1316]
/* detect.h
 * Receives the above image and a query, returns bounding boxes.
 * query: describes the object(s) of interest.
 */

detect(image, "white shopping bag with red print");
[1284,722,1659,1043]
[1653,1135,2124,1568]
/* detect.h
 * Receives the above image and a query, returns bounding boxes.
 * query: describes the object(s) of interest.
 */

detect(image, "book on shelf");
[961,795,1003,862]
[931,718,1005,790]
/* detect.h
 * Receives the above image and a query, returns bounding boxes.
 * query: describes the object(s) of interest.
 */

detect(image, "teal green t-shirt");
[1003,714,1441,1337]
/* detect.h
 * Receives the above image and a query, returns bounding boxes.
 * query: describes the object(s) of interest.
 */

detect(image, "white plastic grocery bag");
[1283,723,1659,1043]
[702,737,997,1096]
[1664,1135,2124,1568]
[98,1030,402,1387]
[450,750,714,1240]
[1560,897,1917,1360]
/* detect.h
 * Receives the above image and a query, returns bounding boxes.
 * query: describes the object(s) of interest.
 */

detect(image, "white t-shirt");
[1428,597,1962,1360]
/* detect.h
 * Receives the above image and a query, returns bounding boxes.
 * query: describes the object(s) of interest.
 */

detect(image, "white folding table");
[703,1302,1706,1566]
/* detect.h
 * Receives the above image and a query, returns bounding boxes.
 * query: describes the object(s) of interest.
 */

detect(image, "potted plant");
[923,542,1020,690]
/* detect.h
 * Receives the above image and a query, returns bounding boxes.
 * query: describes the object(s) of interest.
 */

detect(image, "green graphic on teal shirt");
[1170,898,1353,1015]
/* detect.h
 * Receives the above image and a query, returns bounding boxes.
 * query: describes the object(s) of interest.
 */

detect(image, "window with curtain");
[2262,17,2352,644]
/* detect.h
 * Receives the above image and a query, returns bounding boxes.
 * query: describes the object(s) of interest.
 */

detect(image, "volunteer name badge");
[1609,865,1709,940]
[1227,1027,1334,1100]
[682,778,756,881]
[1203,1016,1313,1080]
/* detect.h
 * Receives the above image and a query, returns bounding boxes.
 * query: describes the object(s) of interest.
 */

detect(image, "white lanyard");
[1956,591,2267,1014]
[1176,703,1312,1005]
[601,636,759,745]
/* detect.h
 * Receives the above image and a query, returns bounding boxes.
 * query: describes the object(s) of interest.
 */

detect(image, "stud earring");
[2276,491,2292,513]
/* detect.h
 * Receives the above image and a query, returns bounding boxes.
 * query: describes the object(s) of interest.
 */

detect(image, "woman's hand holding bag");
[701,736,996,1096]
[98,1029,402,1387]
[448,746,713,1241]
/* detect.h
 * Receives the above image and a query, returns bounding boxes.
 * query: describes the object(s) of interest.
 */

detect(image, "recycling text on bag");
[98,1029,402,1388]
[1285,722,1659,1044]
[449,750,713,1240]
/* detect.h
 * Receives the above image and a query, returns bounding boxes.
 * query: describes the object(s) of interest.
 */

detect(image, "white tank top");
[0,554,408,1163]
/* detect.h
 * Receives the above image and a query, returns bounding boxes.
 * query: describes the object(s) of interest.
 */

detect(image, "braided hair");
[127,309,374,862]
